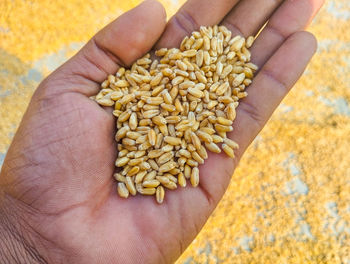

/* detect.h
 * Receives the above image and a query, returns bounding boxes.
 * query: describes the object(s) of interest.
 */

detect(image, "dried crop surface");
[93,25,257,204]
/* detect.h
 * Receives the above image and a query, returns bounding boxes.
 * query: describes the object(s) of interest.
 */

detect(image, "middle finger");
[156,0,240,49]
[221,0,284,38]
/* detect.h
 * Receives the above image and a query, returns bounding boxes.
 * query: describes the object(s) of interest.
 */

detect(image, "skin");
[0,0,324,263]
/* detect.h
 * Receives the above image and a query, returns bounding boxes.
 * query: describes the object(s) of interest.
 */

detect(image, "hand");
[0,0,324,263]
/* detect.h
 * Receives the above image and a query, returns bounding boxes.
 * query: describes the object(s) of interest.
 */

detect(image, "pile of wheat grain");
[93,25,257,204]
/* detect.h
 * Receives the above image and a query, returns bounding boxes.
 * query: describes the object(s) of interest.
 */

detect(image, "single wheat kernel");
[205,142,222,153]
[156,186,165,204]
[162,144,174,152]
[190,167,199,187]
[183,49,197,57]
[110,91,124,101]
[115,126,130,141]
[223,138,239,150]
[139,188,156,195]
[186,159,199,167]
[217,116,233,126]
[135,170,147,184]
[114,80,129,88]
[135,135,147,144]
[216,82,229,95]
[184,165,192,179]
[179,149,192,159]
[212,135,224,144]
[125,176,137,196]
[129,113,138,130]
[231,37,245,51]
[222,143,235,158]
[127,166,140,177]
[118,149,129,158]
[121,165,131,176]
[158,152,175,165]
[195,71,207,83]
[122,138,136,146]
[190,132,202,151]
[97,98,115,107]
[197,131,213,143]
[117,183,129,198]
[163,180,178,190]
[199,127,216,135]
[148,149,163,159]
[148,129,156,146]
[155,134,164,149]
[115,157,129,167]
[150,72,163,86]
[192,151,205,164]
[126,132,141,140]
[246,36,255,48]
[196,50,204,67]
[178,173,187,187]
[114,173,126,183]
[159,161,177,173]
[164,136,182,146]
[161,103,177,112]
[197,145,208,160]
[226,103,237,121]
[166,174,178,183]
[215,124,233,133]
[142,179,161,188]
[142,110,160,119]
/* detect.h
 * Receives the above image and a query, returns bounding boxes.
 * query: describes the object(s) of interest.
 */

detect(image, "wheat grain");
[95,25,257,204]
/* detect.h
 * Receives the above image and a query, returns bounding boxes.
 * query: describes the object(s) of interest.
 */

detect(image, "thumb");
[47,0,167,94]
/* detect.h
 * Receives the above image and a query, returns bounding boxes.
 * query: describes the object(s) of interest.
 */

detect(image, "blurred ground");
[0,0,349,263]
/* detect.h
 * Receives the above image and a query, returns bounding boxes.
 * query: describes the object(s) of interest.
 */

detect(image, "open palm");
[0,0,323,263]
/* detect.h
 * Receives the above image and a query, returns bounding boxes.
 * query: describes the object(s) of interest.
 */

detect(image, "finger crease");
[222,20,244,37]
[265,23,288,41]
[81,48,109,80]
[260,67,288,93]
[174,10,199,36]
[238,99,265,128]
[92,37,126,67]
[199,182,214,208]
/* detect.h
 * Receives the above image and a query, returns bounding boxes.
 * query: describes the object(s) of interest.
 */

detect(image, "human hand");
[0,0,324,263]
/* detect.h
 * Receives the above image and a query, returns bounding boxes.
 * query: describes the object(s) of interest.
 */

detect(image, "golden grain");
[190,167,199,187]
[139,188,156,195]
[117,183,129,198]
[114,173,126,183]
[125,176,137,196]
[164,136,182,146]
[115,157,129,167]
[184,165,191,179]
[205,142,221,153]
[143,179,161,188]
[156,186,165,203]
[135,170,147,184]
[148,129,156,146]
[178,172,187,187]
[158,151,174,165]
[95,25,257,203]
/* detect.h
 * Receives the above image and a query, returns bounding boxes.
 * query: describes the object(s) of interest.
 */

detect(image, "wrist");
[0,193,46,264]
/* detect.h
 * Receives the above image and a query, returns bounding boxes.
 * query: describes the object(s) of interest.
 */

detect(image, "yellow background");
[0,0,349,263]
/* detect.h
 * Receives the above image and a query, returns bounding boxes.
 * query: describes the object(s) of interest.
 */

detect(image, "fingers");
[251,0,325,68]
[156,0,240,49]
[231,31,317,159]
[195,31,317,205]
[221,0,284,37]
[60,0,167,88]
